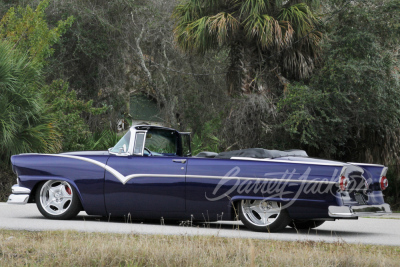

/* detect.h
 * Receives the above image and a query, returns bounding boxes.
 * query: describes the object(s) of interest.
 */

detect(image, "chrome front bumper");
[7,184,31,205]
[329,204,392,218]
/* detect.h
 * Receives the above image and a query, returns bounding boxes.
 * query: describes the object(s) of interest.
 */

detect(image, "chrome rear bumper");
[329,204,392,218]
[7,184,31,205]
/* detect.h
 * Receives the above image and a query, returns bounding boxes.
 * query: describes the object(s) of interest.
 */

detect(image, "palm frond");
[174,0,234,53]
[0,41,61,160]
[188,16,218,53]
[173,0,227,22]
[209,12,239,45]
[90,129,120,151]
[283,50,315,79]
[286,0,322,11]
[173,0,203,23]
[244,14,293,50]
[239,0,270,18]
[278,3,319,39]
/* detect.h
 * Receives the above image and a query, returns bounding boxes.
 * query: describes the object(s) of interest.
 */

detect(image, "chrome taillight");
[338,167,349,191]
[339,175,349,191]
[379,167,389,191]
[380,176,388,191]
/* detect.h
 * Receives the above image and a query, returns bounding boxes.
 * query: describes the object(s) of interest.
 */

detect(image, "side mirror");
[118,144,127,154]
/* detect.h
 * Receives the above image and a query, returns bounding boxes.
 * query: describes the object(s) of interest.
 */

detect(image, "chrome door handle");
[172,159,187,163]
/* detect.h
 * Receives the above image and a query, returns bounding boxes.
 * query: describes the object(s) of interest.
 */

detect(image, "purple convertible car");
[8,125,392,232]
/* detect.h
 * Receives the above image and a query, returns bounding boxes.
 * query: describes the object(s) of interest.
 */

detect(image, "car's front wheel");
[239,200,291,232]
[36,180,81,220]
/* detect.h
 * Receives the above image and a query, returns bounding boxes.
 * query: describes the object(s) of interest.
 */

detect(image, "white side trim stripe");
[231,157,346,167]
[35,154,337,185]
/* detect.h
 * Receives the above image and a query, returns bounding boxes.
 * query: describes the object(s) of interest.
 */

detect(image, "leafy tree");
[0,0,75,160]
[0,0,74,67]
[0,41,61,161]
[173,0,322,95]
[279,0,400,161]
[41,80,108,151]
[43,0,139,130]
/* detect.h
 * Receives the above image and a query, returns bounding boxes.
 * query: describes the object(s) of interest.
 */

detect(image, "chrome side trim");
[11,184,31,194]
[348,162,385,167]
[7,194,29,204]
[124,174,185,182]
[329,204,392,218]
[231,157,346,167]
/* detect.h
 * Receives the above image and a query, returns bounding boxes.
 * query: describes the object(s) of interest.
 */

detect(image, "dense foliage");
[0,0,73,67]
[0,41,60,161]
[280,0,400,161]
[0,0,73,163]
[174,0,323,95]
[42,80,108,151]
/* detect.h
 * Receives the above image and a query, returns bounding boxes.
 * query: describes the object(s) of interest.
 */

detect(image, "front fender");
[12,154,109,216]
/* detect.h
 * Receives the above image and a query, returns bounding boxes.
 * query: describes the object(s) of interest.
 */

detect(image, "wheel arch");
[26,177,85,211]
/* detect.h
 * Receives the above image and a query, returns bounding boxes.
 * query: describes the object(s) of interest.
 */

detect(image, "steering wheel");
[144,147,153,156]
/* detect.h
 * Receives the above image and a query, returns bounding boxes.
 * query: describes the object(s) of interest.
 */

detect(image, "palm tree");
[0,41,61,161]
[173,0,322,95]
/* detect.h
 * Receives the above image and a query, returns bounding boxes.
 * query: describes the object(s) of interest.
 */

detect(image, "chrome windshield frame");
[109,126,149,156]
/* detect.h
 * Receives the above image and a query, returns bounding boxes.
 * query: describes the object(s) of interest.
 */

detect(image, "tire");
[36,180,82,220]
[288,220,325,230]
[239,199,291,232]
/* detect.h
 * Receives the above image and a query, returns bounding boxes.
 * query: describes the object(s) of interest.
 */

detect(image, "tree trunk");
[226,42,243,96]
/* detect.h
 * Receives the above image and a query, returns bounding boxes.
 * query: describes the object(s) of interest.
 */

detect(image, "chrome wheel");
[241,200,280,226]
[39,180,74,216]
[239,199,290,232]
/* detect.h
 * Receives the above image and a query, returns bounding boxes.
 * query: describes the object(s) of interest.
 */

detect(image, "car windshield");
[110,130,131,154]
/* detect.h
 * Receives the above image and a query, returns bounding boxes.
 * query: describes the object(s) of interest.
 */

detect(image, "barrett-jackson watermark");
[205,166,368,209]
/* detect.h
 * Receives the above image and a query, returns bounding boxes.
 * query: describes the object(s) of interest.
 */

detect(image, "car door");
[104,128,187,217]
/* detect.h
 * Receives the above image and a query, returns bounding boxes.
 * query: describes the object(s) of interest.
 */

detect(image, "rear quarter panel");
[186,158,343,220]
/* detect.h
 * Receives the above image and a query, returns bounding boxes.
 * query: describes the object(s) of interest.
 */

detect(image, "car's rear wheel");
[288,220,325,230]
[239,199,291,232]
[36,180,81,220]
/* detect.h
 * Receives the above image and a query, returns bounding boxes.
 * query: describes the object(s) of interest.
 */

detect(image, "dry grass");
[0,230,399,266]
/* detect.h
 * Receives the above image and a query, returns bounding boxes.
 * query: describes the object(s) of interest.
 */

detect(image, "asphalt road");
[1,203,399,246]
